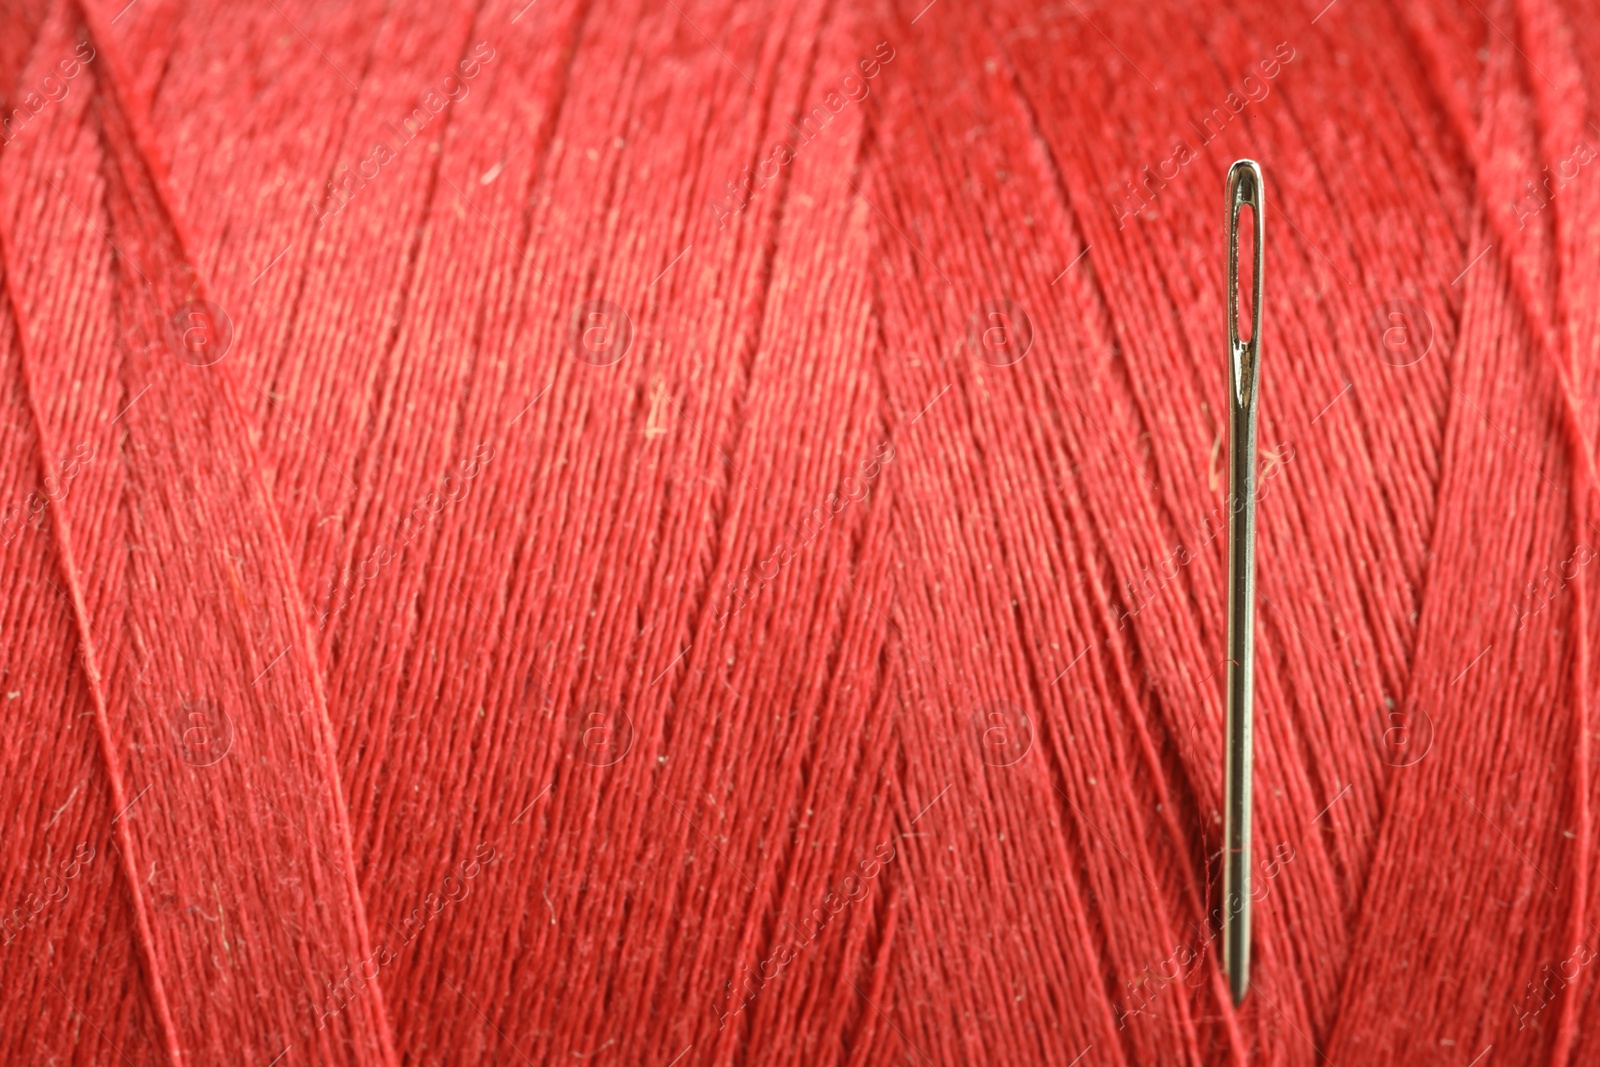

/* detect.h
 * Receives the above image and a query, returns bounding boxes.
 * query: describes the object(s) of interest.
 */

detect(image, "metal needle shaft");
[1223,159,1263,1007]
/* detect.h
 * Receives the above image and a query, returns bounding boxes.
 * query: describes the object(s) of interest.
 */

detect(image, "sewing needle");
[1223,159,1263,1007]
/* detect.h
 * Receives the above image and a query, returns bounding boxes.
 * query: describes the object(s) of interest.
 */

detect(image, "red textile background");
[1,0,1597,1063]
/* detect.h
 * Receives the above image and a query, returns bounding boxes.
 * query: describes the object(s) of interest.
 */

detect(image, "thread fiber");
[1,0,1597,1064]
